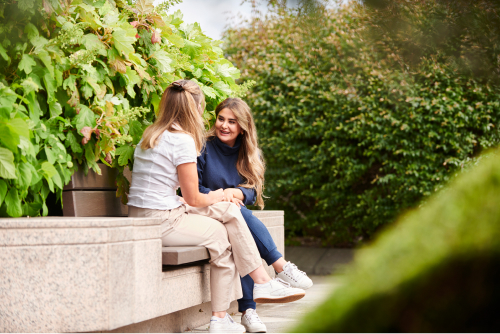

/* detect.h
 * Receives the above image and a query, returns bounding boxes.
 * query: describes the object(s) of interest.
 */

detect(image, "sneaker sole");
[209,328,246,333]
[254,292,305,304]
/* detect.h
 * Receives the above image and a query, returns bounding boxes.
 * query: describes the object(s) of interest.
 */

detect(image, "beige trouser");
[128,202,262,312]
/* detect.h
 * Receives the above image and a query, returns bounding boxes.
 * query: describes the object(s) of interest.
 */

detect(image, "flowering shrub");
[224,3,500,245]
[0,0,250,217]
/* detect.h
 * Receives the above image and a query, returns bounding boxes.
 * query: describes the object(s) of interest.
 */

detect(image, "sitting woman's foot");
[253,278,305,303]
[241,308,267,333]
[209,313,245,333]
[277,261,314,290]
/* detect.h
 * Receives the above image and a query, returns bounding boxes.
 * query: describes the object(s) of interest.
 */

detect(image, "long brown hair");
[141,80,206,154]
[208,98,266,209]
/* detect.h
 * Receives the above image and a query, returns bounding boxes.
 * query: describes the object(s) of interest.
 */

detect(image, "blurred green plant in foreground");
[293,148,500,332]
[225,0,500,246]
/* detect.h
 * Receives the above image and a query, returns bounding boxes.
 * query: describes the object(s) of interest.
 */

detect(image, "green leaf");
[24,22,39,40]
[164,32,184,48]
[37,50,54,78]
[182,39,201,58]
[18,54,37,74]
[0,88,17,118]
[0,180,8,207]
[49,101,63,118]
[41,161,57,178]
[0,43,10,63]
[115,145,135,166]
[52,169,63,189]
[63,75,78,91]
[0,118,29,152]
[129,120,143,144]
[214,81,232,96]
[5,188,22,217]
[201,85,216,98]
[215,63,240,79]
[66,131,83,153]
[75,104,96,131]
[45,147,56,164]
[152,50,174,73]
[43,72,57,100]
[17,162,33,189]
[112,24,137,58]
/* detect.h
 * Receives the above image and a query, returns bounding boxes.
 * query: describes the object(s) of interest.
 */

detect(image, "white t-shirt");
[127,130,197,210]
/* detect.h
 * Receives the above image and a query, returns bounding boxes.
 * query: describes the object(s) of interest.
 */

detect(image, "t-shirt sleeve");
[173,134,197,167]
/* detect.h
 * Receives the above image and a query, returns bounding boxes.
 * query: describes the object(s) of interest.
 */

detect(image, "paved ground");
[185,247,355,333]
[186,275,341,333]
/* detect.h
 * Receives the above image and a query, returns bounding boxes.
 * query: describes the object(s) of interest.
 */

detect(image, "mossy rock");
[293,150,500,332]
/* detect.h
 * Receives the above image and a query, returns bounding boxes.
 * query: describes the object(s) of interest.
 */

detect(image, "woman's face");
[215,108,242,147]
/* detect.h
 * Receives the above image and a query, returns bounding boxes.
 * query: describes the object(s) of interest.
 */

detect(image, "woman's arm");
[178,162,224,207]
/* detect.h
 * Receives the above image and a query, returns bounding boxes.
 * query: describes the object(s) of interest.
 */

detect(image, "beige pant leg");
[185,202,262,277]
[129,205,242,312]
[162,210,242,312]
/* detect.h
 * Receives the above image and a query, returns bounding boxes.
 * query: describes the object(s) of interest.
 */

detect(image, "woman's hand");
[223,188,245,207]
[208,189,225,205]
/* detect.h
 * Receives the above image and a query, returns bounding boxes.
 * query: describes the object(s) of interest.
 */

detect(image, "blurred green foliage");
[293,148,500,332]
[0,0,250,217]
[224,1,500,245]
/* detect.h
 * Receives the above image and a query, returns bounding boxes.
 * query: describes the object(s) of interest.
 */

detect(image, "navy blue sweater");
[197,136,257,206]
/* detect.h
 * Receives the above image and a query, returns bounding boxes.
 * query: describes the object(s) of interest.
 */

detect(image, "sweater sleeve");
[197,151,213,194]
[237,186,257,206]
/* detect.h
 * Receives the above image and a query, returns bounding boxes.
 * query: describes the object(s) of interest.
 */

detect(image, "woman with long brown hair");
[128,81,306,333]
[197,98,313,333]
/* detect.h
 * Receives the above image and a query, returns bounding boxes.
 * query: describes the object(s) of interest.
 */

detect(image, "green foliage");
[293,149,500,332]
[0,0,248,217]
[224,3,500,245]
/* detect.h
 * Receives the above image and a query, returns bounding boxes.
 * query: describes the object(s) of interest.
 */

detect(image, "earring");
[241,132,244,135]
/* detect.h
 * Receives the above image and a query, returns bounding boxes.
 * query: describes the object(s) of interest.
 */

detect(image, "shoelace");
[245,309,263,324]
[286,262,307,280]
[273,277,292,288]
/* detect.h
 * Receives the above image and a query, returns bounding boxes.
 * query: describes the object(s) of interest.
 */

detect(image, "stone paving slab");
[285,247,355,275]
[185,275,342,333]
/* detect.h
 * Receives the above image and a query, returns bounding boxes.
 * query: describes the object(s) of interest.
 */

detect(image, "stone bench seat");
[162,246,210,265]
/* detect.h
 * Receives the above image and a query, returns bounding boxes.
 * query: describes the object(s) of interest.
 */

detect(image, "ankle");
[272,258,287,273]
[254,277,271,285]
[212,311,226,319]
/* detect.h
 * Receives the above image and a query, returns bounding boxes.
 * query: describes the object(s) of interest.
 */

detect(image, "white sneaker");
[253,278,305,303]
[209,313,245,333]
[241,308,267,333]
[276,261,313,290]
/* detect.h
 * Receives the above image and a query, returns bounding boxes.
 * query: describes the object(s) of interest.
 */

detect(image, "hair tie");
[172,81,184,92]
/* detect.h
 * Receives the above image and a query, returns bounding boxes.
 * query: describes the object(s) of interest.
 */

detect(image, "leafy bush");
[0,0,249,217]
[224,3,500,245]
[292,149,500,332]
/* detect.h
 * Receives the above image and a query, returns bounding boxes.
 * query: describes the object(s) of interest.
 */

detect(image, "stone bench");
[0,166,284,332]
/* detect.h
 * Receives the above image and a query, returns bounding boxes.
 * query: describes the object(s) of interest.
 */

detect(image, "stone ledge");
[0,211,284,332]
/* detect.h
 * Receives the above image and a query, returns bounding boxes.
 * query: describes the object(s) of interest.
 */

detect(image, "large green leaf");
[5,188,22,217]
[18,54,37,74]
[41,161,57,178]
[17,162,33,189]
[75,104,97,131]
[66,131,83,153]
[152,50,174,73]
[112,24,137,58]
[182,39,202,59]
[115,145,135,166]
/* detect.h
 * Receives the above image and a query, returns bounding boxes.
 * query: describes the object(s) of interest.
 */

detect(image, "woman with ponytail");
[128,81,306,333]
[197,98,313,333]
